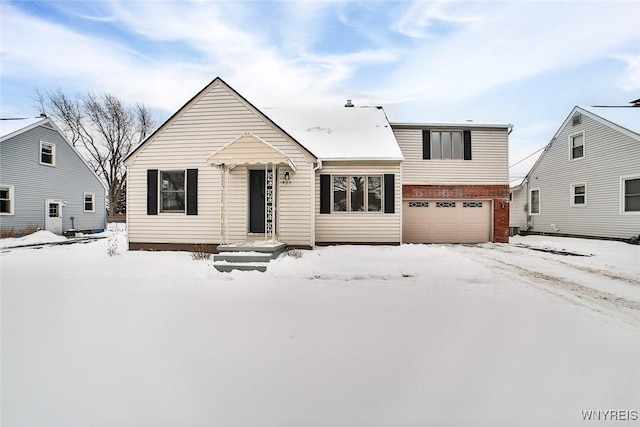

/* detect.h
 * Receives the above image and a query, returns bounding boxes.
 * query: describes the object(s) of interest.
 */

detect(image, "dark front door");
[249,170,265,233]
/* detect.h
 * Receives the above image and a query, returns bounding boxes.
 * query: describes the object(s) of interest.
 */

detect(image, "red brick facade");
[402,184,510,243]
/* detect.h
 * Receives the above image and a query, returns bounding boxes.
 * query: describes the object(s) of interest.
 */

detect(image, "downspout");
[311,160,323,247]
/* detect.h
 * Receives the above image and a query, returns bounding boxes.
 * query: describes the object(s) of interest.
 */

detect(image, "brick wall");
[403,184,510,243]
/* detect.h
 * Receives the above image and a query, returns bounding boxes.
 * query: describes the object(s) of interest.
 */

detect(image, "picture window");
[332,175,383,213]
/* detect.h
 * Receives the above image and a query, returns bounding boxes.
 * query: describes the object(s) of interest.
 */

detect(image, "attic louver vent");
[572,113,582,126]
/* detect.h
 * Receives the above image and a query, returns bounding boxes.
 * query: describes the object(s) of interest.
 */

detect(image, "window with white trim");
[570,132,584,160]
[84,192,95,212]
[529,188,540,215]
[160,170,185,212]
[40,141,55,166]
[332,175,382,212]
[0,185,14,215]
[571,183,586,206]
[622,176,640,213]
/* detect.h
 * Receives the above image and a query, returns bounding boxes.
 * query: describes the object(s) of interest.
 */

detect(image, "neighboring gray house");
[0,117,106,235]
[511,104,640,241]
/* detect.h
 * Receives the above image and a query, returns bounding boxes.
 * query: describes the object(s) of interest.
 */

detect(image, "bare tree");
[35,89,156,215]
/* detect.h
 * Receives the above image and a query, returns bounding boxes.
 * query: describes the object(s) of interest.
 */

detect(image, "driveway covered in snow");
[2,233,639,427]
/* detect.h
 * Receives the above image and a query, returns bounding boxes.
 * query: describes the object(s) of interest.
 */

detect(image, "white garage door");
[403,200,491,243]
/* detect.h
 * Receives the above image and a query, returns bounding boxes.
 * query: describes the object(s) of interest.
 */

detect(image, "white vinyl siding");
[509,186,528,230]
[392,127,508,184]
[126,81,315,246]
[315,162,401,243]
[526,108,640,239]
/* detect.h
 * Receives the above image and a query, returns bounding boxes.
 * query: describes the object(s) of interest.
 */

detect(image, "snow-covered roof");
[0,117,47,140]
[263,106,404,161]
[579,106,640,136]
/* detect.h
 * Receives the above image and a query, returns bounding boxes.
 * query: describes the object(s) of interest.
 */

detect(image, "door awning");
[207,132,297,172]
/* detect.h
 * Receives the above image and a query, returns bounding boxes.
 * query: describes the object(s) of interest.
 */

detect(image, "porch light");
[284,171,290,181]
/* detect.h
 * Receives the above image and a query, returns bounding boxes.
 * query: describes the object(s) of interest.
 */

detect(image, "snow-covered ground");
[2,229,639,427]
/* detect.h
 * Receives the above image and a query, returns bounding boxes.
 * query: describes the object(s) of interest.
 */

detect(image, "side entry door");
[45,199,63,235]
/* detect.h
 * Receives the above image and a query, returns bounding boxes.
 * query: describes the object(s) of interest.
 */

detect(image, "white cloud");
[1,0,639,137]
[373,1,640,108]
[615,54,640,91]
[391,1,481,39]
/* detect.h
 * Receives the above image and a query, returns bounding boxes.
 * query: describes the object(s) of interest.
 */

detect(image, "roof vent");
[572,113,581,126]
[344,99,354,108]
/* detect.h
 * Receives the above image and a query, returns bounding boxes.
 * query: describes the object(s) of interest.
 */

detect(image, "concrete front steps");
[214,242,287,272]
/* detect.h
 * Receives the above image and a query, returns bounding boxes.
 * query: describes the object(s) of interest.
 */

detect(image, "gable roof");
[1,116,107,190]
[521,104,640,185]
[124,77,317,166]
[1,117,50,141]
[264,106,404,161]
[579,105,640,138]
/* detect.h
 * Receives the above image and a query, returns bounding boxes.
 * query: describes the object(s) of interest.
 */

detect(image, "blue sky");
[1,0,639,182]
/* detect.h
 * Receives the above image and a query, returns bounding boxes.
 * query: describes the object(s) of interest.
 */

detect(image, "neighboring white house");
[0,117,107,235]
[124,77,512,250]
[510,103,640,241]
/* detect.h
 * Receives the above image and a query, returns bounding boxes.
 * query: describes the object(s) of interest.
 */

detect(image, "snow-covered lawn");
[2,230,639,427]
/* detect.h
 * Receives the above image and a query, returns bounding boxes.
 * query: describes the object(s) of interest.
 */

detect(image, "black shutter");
[186,168,198,215]
[422,130,431,160]
[463,130,472,160]
[147,169,158,215]
[320,174,331,214]
[384,174,395,214]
